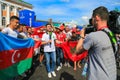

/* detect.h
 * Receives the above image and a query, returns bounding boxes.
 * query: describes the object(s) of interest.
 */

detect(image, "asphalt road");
[19,60,120,80]
[23,61,87,80]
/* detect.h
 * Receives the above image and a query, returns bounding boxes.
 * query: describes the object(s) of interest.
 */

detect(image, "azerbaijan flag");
[0,32,34,80]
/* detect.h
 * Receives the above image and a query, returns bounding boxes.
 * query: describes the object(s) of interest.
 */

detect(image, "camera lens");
[85,26,96,34]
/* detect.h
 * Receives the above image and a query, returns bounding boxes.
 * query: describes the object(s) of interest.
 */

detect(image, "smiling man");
[2,16,19,38]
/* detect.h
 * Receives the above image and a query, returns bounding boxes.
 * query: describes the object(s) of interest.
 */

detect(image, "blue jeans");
[44,51,56,73]
[56,47,64,66]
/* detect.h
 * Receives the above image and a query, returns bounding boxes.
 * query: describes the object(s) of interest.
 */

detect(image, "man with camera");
[75,6,117,80]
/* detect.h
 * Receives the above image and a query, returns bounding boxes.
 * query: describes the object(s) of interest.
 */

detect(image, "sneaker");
[67,62,71,67]
[51,71,56,77]
[60,63,62,67]
[56,66,62,71]
[48,73,52,78]
[64,62,67,66]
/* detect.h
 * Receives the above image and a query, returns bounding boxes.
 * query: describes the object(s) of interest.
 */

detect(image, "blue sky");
[24,0,120,25]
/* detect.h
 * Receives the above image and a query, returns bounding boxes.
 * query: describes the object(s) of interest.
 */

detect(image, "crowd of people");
[0,6,120,80]
[0,15,84,79]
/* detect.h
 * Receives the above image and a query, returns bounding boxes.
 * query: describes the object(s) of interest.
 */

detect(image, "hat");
[59,25,65,31]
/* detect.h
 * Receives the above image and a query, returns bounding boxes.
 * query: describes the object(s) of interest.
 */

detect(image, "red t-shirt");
[56,32,66,47]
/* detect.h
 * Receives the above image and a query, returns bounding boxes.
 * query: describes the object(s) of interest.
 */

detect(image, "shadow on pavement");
[60,71,76,80]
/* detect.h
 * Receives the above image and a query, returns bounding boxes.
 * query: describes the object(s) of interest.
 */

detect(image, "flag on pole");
[0,32,34,80]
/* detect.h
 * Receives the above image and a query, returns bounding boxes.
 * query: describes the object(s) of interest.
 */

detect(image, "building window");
[2,17,6,26]
[17,8,21,13]
[10,6,14,12]
[2,4,6,10]
[17,8,21,16]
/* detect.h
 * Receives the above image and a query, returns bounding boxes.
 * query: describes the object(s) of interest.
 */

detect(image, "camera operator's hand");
[74,28,86,54]
[80,28,85,38]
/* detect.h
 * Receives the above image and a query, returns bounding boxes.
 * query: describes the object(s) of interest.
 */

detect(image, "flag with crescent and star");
[0,32,34,80]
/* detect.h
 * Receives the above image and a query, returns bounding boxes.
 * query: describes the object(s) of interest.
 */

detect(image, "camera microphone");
[49,32,52,47]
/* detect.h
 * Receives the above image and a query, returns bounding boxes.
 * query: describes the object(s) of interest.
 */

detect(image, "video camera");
[85,19,96,34]
[85,26,96,34]
[85,11,120,34]
[109,10,120,34]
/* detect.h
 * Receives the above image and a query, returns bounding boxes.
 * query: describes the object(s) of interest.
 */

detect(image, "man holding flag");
[2,16,19,38]
[0,16,35,80]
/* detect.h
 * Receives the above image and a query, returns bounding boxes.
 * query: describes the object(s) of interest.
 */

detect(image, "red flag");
[34,41,41,49]
[61,41,87,61]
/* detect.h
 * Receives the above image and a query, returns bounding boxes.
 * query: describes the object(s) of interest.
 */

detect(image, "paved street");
[117,67,120,80]
[23,61,86,80]
[19,59,120,80]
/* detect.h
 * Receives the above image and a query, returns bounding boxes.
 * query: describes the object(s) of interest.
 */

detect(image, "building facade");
[0,0,33,28]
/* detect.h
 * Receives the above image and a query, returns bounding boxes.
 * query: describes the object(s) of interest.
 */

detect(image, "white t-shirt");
[2,27,18,38]
[42,32,56,52]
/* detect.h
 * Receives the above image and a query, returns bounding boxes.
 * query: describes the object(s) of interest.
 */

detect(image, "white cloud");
[80,16,90,25]
[33,5,69,16]
[81,16,89,20]
[97,0,120,6]
[112,2,120,5]
[24,0,120,25]
[67,0,97,10]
